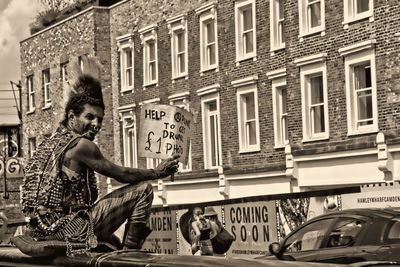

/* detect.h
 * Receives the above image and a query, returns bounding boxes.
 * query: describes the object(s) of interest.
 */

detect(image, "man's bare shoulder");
[68,137,100,157]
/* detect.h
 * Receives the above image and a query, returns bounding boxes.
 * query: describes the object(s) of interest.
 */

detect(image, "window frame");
[343,0,374,27]
[270,0,285,52]
[140,27,158,88]
[300,62,329,142]
[272,77,289,148]
[42,68,51,109]
[236,84,260,153]
[201,92,222,170]
[26,75,35,114]
[234,0,257,64]
[117,34,134,93]
[168,16,188,80]
[121,113,138,168]
[198,6,219,74]
[298,0,325,38]
[344,48,378,136]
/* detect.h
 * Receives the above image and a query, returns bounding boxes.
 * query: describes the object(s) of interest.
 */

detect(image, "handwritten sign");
[138,104,193,165]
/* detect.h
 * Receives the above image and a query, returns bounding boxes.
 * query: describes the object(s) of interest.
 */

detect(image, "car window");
[386,217,400,243]
[284,218,334,252]
[326,218,364,248]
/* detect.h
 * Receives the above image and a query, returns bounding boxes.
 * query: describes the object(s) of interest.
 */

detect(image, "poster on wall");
[138,104,193,165]
[224,201,278,258]
[341,182,400,209]
[176,206,223,255]
[141,210,177,254]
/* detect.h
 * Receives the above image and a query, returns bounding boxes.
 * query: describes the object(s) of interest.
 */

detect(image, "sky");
[0,0,41,125]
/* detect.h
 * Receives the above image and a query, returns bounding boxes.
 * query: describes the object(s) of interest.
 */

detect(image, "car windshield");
[284,218,334,252]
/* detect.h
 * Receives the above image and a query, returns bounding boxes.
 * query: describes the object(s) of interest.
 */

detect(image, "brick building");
[20,0,400,207]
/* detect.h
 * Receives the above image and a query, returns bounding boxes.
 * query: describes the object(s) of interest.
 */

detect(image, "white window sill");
[143,81,158,88]
[236,54,257,66]
[347,128,378,137]
[42,104,52,110]
[200,66,218,76]
[298,29,325,41]
[270,45,285,56]
[172,74,188,82]
[274,142,289,149]
[26,108,36,115]
[302,136,329,143]
[239,148,261,154]
[343,15,374,29]
[120,89,134,95]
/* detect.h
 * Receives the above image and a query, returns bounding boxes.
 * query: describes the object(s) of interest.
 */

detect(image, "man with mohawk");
[18,56,179,256]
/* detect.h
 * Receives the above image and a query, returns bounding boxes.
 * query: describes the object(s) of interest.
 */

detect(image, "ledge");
[291,136,377,156]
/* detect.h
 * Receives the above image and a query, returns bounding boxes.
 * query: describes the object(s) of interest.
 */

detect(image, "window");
[201,93,222,169]
[298,0,325,38]
[343,48,377,135]
[270,0,285,52]
[147,157,162,169]
[26,75,35,113]
[169,93,192,172]
[168,16,188,79]
[235,0,257,63]
[42,69,51,108]
[140,27,158,87]
[122,115,137,168]
[60,62,68,82]
[117,34,134,93]
[273,80,289,147]
[60,62,68,101]
[235,81,260,153]
[284,218,334,252]
[344,0,373,26]
[197,4,218,73]
[326,218,363,248]
[301,66,329,141]
[28,137,36,159]
[295,54,329,141]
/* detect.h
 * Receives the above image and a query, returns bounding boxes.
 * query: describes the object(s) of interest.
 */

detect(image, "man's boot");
[122,222,152,249]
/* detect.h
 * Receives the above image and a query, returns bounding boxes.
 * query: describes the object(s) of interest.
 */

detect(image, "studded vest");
[22,125,98,239]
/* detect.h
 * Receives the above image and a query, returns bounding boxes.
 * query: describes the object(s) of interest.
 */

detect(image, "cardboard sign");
[142,210,177,254]
[138,104,193,165]
[224,201,278,258]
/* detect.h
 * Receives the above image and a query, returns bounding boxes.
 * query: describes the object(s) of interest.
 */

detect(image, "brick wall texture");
[19,0,400,193]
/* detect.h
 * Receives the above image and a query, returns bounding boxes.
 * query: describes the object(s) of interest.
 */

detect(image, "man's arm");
[71,138,179,184]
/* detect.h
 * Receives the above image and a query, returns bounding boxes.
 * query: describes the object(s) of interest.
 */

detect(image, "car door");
[279,218,335,262]
[316,217,367,264]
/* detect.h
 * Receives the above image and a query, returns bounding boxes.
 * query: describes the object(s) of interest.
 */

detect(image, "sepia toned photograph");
[0,0,400,266]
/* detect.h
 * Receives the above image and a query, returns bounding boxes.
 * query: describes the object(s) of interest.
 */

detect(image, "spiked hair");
[61,56,104,125]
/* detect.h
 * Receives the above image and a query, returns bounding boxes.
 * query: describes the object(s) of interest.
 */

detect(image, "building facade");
[20,0,400,207]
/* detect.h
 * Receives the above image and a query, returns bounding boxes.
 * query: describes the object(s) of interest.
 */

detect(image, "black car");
[260,208,400,264]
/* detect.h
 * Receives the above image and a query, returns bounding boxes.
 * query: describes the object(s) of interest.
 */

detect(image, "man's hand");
[154,154,180,179]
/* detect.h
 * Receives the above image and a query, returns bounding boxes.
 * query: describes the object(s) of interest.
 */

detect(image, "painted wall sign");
[138,104,193,165]
[142,210,177,254]
[224,201,278,258]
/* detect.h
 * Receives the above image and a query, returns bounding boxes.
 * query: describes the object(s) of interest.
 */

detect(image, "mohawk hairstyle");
[61,56,104,126]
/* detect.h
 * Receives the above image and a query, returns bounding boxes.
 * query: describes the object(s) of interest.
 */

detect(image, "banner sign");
[176,206,223,255]
[224,201,278,258]
[341,183,400,209]
[142,210,177,254]
[138,104,193,165]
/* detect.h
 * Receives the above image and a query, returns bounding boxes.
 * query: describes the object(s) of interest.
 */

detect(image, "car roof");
[308,208,400,222]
